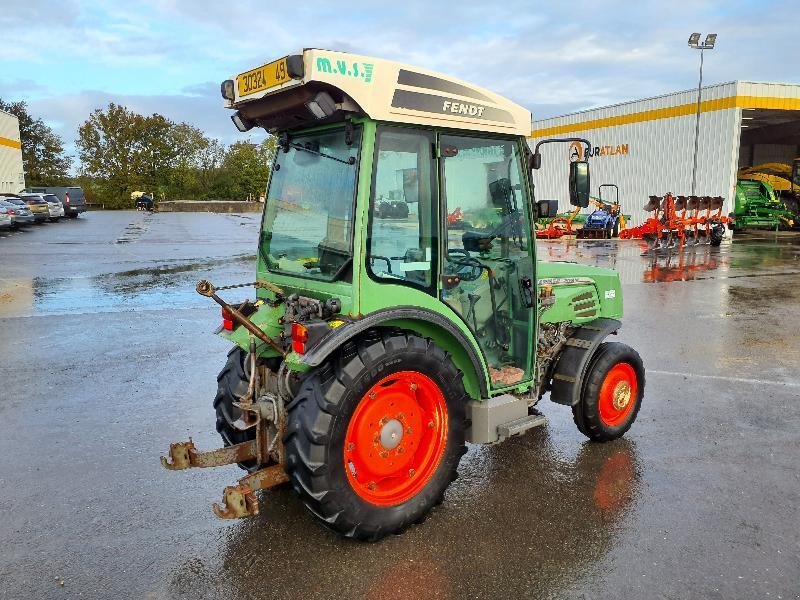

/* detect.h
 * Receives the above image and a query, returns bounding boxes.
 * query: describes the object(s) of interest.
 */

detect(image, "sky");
[1,0,798,166]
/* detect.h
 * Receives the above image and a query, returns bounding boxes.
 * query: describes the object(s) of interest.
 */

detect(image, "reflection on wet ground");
[171,433,641,599]
[538,230,800,285]
[0,212,258,317]
[1,212,799,599]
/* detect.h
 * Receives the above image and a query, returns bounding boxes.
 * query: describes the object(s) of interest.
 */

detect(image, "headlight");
[231,112,254,132]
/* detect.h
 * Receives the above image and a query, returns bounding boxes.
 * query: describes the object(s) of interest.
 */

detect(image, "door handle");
[519,276,534,308]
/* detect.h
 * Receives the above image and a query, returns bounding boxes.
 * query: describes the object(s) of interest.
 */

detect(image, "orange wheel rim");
[344,371,448,506]
[598,363,638,427]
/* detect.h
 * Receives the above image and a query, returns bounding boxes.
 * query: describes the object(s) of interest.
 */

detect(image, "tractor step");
[497,413,547,442]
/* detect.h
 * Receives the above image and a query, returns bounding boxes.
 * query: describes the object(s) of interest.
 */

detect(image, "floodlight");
[703,33,717,48]
[688,33,701,47]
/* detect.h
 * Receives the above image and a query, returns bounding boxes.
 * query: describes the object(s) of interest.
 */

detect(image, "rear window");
[43,194,59,202]
[23,196,45,204]
[66,188,85,201]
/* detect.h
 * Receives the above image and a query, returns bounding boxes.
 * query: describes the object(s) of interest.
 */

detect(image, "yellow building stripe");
[530,95,800,138]
[0,136,22,150]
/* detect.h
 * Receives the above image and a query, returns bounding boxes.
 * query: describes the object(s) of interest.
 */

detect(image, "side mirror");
[569,160,591,207]
[529,152,542,170]
[536,199,558,218]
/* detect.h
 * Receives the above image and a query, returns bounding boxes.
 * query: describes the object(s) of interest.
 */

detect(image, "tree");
[0,98,72,186]
[217,137,277,200]
[76,103,191,207]
[167,123,223,199]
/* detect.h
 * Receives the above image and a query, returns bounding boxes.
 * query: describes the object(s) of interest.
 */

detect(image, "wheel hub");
[379,419,404,450]
[343,371,449,506]
[612,381,632,410]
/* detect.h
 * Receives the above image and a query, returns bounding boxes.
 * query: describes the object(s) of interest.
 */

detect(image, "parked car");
[0,198,35,228]
[17,194,50,223]
[25,186,87,218]
[42,193,65,220]
[0,206,12,230]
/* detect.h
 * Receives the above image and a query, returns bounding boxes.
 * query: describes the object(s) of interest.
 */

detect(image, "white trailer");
[0,109,24,194]
[530,81,800,226]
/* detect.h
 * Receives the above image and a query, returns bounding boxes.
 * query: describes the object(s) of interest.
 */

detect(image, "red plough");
[619,193,730,250]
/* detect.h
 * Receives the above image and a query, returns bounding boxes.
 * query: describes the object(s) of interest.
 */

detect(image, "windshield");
[261,125,361,281]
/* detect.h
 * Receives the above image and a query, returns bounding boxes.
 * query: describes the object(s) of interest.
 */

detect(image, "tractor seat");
[644,196,661,211]
[710,196,724,210]
[687,196,701,211]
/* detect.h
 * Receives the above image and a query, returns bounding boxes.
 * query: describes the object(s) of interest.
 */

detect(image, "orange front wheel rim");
[344,371,448,506]
[598,362,638,427]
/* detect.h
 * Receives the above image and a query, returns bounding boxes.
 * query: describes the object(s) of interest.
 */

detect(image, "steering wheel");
[445,249,484,281]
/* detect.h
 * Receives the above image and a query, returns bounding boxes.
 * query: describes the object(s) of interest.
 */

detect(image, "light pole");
[688,33,717,196]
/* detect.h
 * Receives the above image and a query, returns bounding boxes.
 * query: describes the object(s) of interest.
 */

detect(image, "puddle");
[0,255,256,318]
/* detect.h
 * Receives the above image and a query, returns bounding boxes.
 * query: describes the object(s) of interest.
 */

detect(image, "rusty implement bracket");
[212,465,290,519]
[196,279,286,357]
[160,439,258,470]
[213,484,259,519]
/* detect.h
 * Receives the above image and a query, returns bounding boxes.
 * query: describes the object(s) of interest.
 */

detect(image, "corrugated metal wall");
[0,110,25,194]
[530,82,744,226]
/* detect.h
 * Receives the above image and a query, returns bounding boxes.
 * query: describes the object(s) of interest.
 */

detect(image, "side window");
[367,127,436,289]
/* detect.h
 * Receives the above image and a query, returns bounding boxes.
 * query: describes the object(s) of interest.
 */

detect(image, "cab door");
[439,134,535,389]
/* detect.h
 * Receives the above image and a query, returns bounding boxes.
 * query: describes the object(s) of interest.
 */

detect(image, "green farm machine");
[161,50,645,540]
[731,159,800,231]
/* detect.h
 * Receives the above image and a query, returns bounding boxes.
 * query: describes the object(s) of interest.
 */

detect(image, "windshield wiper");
[287,141,356,165]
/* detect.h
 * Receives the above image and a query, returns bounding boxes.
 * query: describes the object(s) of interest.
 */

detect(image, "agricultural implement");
[160,49,645,540]
[728,178,795,232]
[619,193,727,249]
[537,206,581,239]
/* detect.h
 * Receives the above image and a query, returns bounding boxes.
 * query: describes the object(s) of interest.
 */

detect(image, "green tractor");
[161,50,645,540]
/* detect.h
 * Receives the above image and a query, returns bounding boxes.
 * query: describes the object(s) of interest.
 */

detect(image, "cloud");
[1,0,798,167]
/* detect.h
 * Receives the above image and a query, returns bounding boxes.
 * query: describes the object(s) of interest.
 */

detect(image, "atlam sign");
[569,140,630,162]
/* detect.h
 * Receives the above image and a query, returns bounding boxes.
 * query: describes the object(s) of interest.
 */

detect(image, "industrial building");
[0,109,24,194]
[530,81,800,225]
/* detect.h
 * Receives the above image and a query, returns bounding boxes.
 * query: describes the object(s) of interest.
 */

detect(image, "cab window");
[367,127,436,290]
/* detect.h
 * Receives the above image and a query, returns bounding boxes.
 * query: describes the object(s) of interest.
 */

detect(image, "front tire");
[284,331,467,541]
[572,342,644,442]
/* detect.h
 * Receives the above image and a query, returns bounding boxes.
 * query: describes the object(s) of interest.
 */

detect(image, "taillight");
[221,306,234,331]
[291,322,309,354]
[7,209,15,215]
[64,194,70,204]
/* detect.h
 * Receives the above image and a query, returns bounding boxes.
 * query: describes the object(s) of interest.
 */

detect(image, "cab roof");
[224,49,531,137]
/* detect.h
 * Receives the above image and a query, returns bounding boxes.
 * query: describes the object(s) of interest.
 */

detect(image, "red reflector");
[291,322,308,354]
[221,307,234,331]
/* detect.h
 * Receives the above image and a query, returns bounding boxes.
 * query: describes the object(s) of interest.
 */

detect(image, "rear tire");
[284,331,467,541]
[710,224,725,246]
[213,346,257,471]
[572,342,644,442]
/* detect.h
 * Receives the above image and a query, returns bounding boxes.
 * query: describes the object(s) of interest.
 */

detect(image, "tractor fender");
[299,306,488,397]
[548,317,621,406]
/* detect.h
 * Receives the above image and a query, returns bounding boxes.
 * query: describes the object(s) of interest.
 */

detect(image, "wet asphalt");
[0,212,799,599]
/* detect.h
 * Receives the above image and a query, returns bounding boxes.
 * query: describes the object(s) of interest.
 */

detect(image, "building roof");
[227,49,531,136]
[531,80,800,138]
